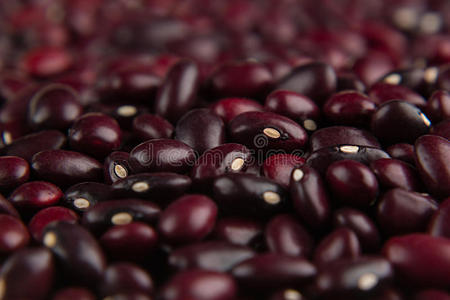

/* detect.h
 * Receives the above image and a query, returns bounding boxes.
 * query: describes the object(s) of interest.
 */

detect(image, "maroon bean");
[232,253,316,290]
[132,113,174,142]
[352,52,394,87]
[382,234,450,288]
[0,156,30,192]
[336,72,366,93]
[414,290,450,300]
[415,135,450,198]
[129,139,195,174]
[333,208,381,252]
[370,158,422,191]
[210,97,264,123]
[368,82,426,107]
[428,198,450,238]
[158,194,217,245]
[9,181,62,213]
[52,287,96,300]
[386,143,415,165]
[371,100,431,145]
[175,108,226,154]
[0,247,55,300]
[314,228,361,268]
[0,214,29,254]
[263,154,305,188]
[28,206,79,241]
[5,130,66,162]
[213,173,287,218]
[32,150,102,188]
[265,214,313,257]
[229,111,308,152]
[100,222,158,262]
[430,118,450,140]
[23,46,73,78]
[379,68,426,93]
[99,292,152,300]
[0,194,19,218]
[268,289,308,300]
[28,84,83,130]
[425,90,450,123]
[323,91,376,126]
[290,165,331,229]
[69,113,122,159]
[64,182,112,213]
[158,269,237,300]
[377,189,438,236]
[310,126,380,152]
[154,60,200,123]
[276,61,337,105]
[98,263,154,297]
[82,199,161,235]
[42,222,106,286]
[104,151,132,184]
[213,217,263,247]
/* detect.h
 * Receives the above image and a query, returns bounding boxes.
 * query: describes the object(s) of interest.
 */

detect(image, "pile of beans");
[0,0,449,299]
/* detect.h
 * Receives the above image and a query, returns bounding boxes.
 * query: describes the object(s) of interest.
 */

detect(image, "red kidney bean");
[263,154,305,188]
[100,222,158,262]
[0,194,19,218]
[175,108,226,154]
[82,199,160,235]
[42,221,106,286]
[5,130,66,162]
[154,60,200,123]
[371,100,431,145]
[9,181,62,212]
[428,198,450,238]
[229,111,308,152]
[52,287,96,300]
[104,151,132,184]
[232,253,316,290]
[68,112,122,159]
[32,150,102,188]
[276,61,337,105]
[0,156,29,192]
[0,214,29,254]
[64,182,112,213]
[213,217,263,247]
[368,82,426,107]
[210,97,264,123]
[110,104,146,130]
[129,139,195,174]
[310,126,380,152]
[28,84,83,131]
[132,113,174,142]
[323,91,376,126]
[337,72,366,93]
[315,256,393,298]
[0,85,38,126]
[265,214,313,257]
[382,234,450,288]
[0,247,55,300]
[98,262,154,297]
[430,119,450,140]
[425,90,450,123]
[414,290,450,300]
[111,173,191,203]
[213,173,287,218]
[23,46,73,78]
[377,188,438,236]
[333,208,381,252]
[268,289,307,300]
[370,158,422,191]
[326,159,379,208]
[314,228,361,268]
[352,51,394,87]
[208,60,273,99]
[158,194,217,245]
[379,68,426,93]
[168,241,255,272]
[290,165,331,229]
[414,135,450,198]
[386,143,416,165]
[158,269,237,300]
[28,206,79,241]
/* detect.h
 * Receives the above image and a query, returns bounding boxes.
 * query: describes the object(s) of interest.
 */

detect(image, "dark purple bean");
[229,111,308,152]
[175,108,225,154]
[82,199,161,235]
[28,83,83,130]
[98,263,154,297]
[268,289,308,300]
[158,269,237,300]
[231,253,316,290]
[210,97,264,123]
[382,234,450,288]
[415,135,450,198]
[5,130,66,162]
[425,90,450,123]
[379,68,426,93]
[168,241,255,272]
[369,82,426,107]
[323,91,376,126]
[430,120,450,140]
[265,214,313,257]
[314,228,360,268]
[0,247,54,300]
[263,154,305,188]
[370,158,422,191]
[213,173,287,218]
[276,61,337,105]
[132,113,173,142]
[0,156,30,192]
[310,126,380,152]
[28,206,79,241]
[337,72,366,93]
[333,208,381,252]
[9,181,62,211]
[377,188,438,236]
[52,287,96,300]
[42,222,106,286]
[64,182,112,213]
[371,100,431,145]
[428,198,450,238]
[98,292,152,300]
[414,290,450,300]
[100,222,158,262]
[0,194,19,218]
[104,151,132,184]
[0,214,29,254]
[154,60,200,123]
[158,194,217,245]
[290,165,331,229]
[386,143,415,165]
[129,139,195,174]
[31,150,102,188]
[213,217,263,247]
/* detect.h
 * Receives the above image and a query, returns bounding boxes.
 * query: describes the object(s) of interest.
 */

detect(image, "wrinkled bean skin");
[132,113,174,142]
[43,222,106,286]
[370,158,422,191]
[0,214,30,254]
[52,287,96,300]
[383,234,450,288]
[0,247,55,300]
[9,181,62,211]
[28,206,79,241]
[213,217,263,247]
[428,198,450,238]
[0,156,30,192]
[310,126,380,152]
[210,97,264,123]
[263,154,305,188]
